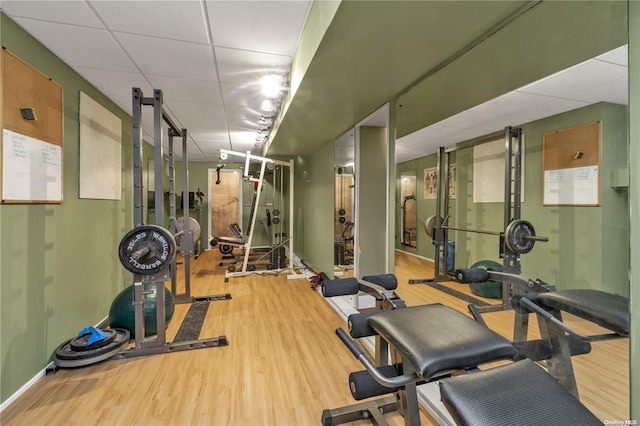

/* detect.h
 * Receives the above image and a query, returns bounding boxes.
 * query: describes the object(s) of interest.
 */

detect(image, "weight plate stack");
[53,329,130,368]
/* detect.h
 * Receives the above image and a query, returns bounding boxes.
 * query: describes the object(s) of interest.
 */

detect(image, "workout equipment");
[400,194,416,248]
[412,127,548,312]
[454,266,630,399]
[468,259,502,298]
[424,217,547,255]
[118,225,177,276]
[53,328,130,368]
[108,283,175,338]
[111,87,229,361]
[329,302,606,426]
[214,149,296,280]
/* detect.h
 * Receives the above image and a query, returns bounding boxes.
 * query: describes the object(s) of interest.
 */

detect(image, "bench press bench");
[328,303,603,426]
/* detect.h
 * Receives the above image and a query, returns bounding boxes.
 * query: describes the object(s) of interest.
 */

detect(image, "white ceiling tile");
[221,83,264,109]
[517,59,627,98]
[512,99,591,122]
[207,1,311,55]
[90,0,209,43]
[215,46,290,86]
[74,67,153,100]
[12,18,137,72]
[225,105,263,132]
[469,91,553,117]
[146,75,223,104]
[569,76,628,106]
[2,1,104,28]
[115,32,217,81]
[595,45,628,66]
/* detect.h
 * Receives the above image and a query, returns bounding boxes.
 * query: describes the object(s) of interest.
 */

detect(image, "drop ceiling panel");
[12,18,137,72]
[89,1,209,43]
[115,32,217,81]
[518,60,627,98]
[146,75,222,104]
[207,1,311,55]
[570,77,628,106]
[1,1,104,28]
[595,45,628,66]
[74,67,153,101]
[469,91,553,117]
[214,46,290,86]
[221,83,264,109]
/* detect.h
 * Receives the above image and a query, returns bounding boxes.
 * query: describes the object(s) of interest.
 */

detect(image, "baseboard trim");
[0,315,109,412]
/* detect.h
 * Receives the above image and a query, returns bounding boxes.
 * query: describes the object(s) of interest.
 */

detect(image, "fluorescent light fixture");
[261,99,274,111]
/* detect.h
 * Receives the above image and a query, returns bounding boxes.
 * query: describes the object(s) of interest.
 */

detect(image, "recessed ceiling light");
[261,75,282,98]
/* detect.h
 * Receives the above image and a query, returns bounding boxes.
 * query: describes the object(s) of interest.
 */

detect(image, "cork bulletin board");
[1,48,64,203]
[543,121,601,206]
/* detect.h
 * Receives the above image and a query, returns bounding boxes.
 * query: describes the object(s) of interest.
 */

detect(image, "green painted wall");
[293,142,334,276]
[0,15,133,402]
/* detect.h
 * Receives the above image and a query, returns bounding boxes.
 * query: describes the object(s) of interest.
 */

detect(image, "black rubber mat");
[421,281,491,307]
[173,301,210,342]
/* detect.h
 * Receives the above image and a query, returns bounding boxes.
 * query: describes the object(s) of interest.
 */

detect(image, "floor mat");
[173,301,210,342]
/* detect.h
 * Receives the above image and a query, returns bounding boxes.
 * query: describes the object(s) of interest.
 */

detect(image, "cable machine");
[215,148,295,280]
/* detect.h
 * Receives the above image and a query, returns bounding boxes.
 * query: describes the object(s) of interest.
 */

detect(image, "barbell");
[424,215,548,255]
[118,225,177,275]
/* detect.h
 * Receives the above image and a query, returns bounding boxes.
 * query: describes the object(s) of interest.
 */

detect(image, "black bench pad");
[440,359,601,426]
[537,289,629,336]
[217,237,244,245]
[367,304,517,379]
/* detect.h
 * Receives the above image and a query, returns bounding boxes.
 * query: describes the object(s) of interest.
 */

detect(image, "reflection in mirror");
[334,129,355,272]
[400,174,417,250]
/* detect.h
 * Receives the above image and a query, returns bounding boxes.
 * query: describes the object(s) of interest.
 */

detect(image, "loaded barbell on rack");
[117,225,177,275]
[424,215,548,255]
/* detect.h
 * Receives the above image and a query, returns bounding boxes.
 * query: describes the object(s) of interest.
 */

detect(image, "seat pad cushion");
[440,359,602,426]
[537,289,629,336]
[367,304,517,379]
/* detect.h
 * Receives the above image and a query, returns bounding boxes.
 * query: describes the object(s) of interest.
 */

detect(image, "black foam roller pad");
[349,366,400,400]
[362,274,398,290]
[322,278,360,297]
[348,311,380,338]
[453,268,489,283]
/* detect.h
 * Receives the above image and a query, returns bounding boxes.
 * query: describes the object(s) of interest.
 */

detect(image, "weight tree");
[411,126,548,312]
[115,88,228,359]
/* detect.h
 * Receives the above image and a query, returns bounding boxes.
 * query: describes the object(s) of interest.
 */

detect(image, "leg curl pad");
[322,278,359,297]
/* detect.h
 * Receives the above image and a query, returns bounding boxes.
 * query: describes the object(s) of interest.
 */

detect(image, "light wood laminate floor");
[1,249,629,425]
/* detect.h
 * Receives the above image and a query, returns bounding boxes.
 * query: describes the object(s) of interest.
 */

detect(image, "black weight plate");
[248,264,256,271]
[338,208,346,216]
[220,244,233,255]
[118,225,176,275]
[339,216,346,224]
[272,216,280,225]
[70,329,117,352]
[54,329,130,367]
[227,265,236,272]
[272,209,280,217]
[505,220,536,254]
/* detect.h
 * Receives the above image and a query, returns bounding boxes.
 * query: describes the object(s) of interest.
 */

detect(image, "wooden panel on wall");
[210,170,241,238]
[543,121,601,206]
[1,48,64,203]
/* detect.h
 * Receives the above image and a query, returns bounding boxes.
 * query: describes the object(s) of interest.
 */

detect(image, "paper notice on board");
[543,166,599,205]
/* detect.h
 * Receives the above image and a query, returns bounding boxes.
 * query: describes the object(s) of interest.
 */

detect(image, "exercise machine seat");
[367,304,517,379]
[440,359,602,426]
[537,289,629,336]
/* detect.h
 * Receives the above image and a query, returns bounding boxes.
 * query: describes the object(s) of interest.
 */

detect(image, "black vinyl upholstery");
[440,359,602,426]
[537,289,629,336]
[367,304,517,379]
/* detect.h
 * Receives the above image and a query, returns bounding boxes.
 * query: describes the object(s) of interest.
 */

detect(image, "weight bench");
[455,267,630,398]
[329,303,602,426]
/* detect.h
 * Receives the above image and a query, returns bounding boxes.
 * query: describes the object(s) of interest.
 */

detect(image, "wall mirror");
[399,173,417,251]
[334,129,355,273]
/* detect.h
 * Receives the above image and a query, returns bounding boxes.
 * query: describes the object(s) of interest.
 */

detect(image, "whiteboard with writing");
[543,166,599,206]
[2,128,63,202]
